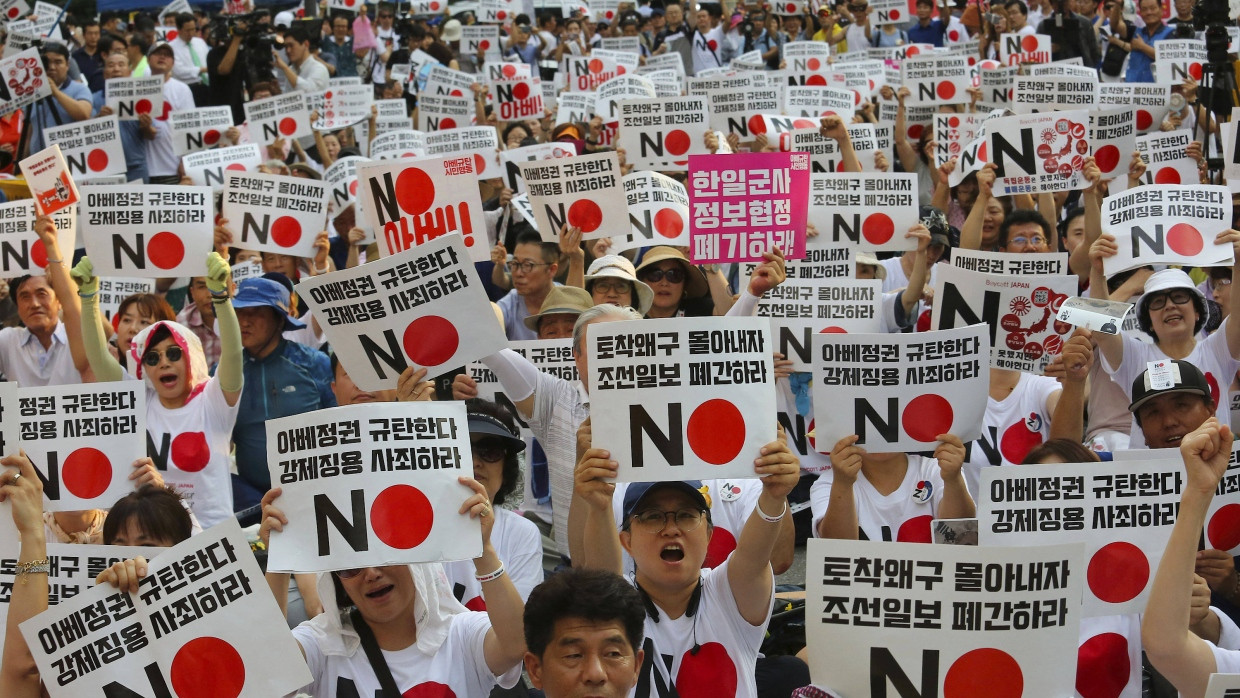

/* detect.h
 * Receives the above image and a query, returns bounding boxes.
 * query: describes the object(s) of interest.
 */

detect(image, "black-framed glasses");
[471,439,508,463]
[1147,289,1194,310]
[629,508,705,533]
[592,279,632,294]
[143,346,183,366]
[641,267,685,284]
[511,260,551,274]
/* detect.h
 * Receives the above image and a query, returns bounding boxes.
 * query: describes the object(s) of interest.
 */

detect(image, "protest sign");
[461,23,499,57]
[784,86,855,120]
[934,113,986,169]
[869,0,906,22]
[1206,674,1240,697]
[369,130,427,161]
[466,338,576,441]
[491,76,544,121]
[1090,107,1137,181]
[15,381,146,511]
[616,96,709,171]
[565,54,631,92]
[0,0,29,22]
[180,143,262,191]
[518,151,627,242]
[1204,443,1240,555]
[776,128,841,173]
[1011,73,1097,113]
[617,170,690,252]
[2,20,37,59]
[979,458,1183,615]
[169,106,234,156]
[96,277,155,320]
[999,32,1051,64]
[951,249,1068,276]
[1055,296,1133,334]
[324,155,368,218]
[81,185,212,279]
[687,151,809,263]
[588,317,777,482]
[242,92,309,145]
[20,519,311,698]
[1128,129,1198,189]
[805,538,1083,698]
[220,172,328,259]
[265,402,480,572]
[296,234,507,391]
[901,54,970,106]
[0,48,49,116]
[761,278,882,371]
[358,155,488,261]
[1100,185,1233,277]
[231,259,263,285]
[555,91,595,126]
[21,145,79,216]
[308,83,373,130]
[811,324,988,451]
[1156,39,1206,84]
[705,87,781,139]
[104,76,163,121]
[594,74,656,121]
[422,126,501,179]
[987,109,1090,195]
[931,264,1077,374]
[498,142,575,193]
[1098,83,1171,133]
[978,64,1016,112]
[44,116,124,180]
[416,92,474,131]
[807,172,918,252]
[0,200,76,278]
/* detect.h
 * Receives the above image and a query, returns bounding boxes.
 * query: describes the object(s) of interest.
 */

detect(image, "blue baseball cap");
[620,480,709,529]
[231,277,306,331]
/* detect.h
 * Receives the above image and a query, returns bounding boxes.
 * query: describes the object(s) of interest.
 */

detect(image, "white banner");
[1101,185,1234,277]
[987,110,1090,194]
[43,116,125,180]
[81,185,213,279]
[243,92,309,145]
[0,200,75,278]
[180,143,262,192]
[169,106,234,156]
[519,151,628,241]
[807,172,918,252]
[220,172,328,259]
[104,76,163,121]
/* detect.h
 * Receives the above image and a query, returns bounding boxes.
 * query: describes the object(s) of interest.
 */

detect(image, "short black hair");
[82,18,100,29]
[176,12,196,29]
[515,230,559,263]
[103,485,193,546]
[8,274,32,300]
[286,25,313,47]
[524,568,646,657]
[465,398,522,506]
[998,208,1053,249]
[40,42,70,61]
[1005,0,1029,14]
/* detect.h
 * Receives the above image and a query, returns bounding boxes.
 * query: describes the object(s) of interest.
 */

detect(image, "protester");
[145,40,196,184]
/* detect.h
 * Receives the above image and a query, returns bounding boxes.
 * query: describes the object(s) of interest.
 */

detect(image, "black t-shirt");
[207,44,249,124]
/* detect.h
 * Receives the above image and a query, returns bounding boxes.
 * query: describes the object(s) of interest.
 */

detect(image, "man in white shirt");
[689,7,734,74]
[1006,0,1039,36]
[144,41,196,184]
[169,12,211,105]
[275,26,330,94]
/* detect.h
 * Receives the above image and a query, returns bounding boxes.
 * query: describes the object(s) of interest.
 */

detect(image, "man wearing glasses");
[497,230,562,341]
[370,4,400,90]
[841,1,871,54]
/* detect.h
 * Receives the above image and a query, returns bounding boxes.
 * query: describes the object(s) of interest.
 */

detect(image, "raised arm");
[461,476,527,676]
[932,434,974,519]
[901,225,931,317]
[71,256,125,382]
[206,252,243,406]
[34,216,92,381]
[821,115,861,173]
[889,86,920,174]
[1048,330,1094,443]
[959,163,995,251]
[1087,233,1125,368]
[571,447,624,573]
[1070,158,1103,284]
[817,435,863,540]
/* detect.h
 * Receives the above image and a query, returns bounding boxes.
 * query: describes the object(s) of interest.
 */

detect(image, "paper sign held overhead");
[356,155,488,262]
[220,171,328,260]
[761,278,882,372]
[1056,296,1134,335]
[81,185,213,279]
[1100,185,1233,277]
[616,171,690,252]
[104,76,164,121]
[20,145,79,215]
[687,151,809,263]
[806,172,918,252]
[987,109,1090,195]
[181,143,262,192]
[0,200,76,278]
[518,151,628,242]
[43,116,125,181]
[169,106,234,156]
[243,92,309,145]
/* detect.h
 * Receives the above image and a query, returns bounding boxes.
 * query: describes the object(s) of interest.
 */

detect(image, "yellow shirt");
[812,25,846,54]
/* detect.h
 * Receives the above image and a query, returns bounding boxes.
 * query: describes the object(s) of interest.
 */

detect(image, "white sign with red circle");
[934,112,986,170]
[987,109,1091,195]
[617,170,690,252]
[298,233,508,390]
[220,171,328,260]
[762,278,882,372]
[865,42,934,63]
[461,23,500,58]
[643,51,688,78]
[81,184,213,279]
[594,73,656,121]
[976,64,1015,111]
[555,90,596,126]
[423,63,480,97]
[415,92,474,131]
[242,92,309,146]
[1088,107,1136,181]
[806,538,1083,698]
[369,130,428,161]
[901,54,971,106]
[1121,129,1199,194]
[999,32,1051,65]
[0,48,49,119]
[43,115,126,181]
[169,106,235,156]
[705,87,781,139]
[0,0,30,24]
[518,150,628,241]
[103,75,164,123]
[491,75,545,121]
[1155,38,1206,85]
[308,84,374,131]
[0,200,76,279]
[978,457,1185,616]
[324,155,369,219]
[1100,184,1234,277]
[566,54,634,93]
[499,141,576,193]
[357,154,489,260]
[616,95,709,172]
[1098,82,1171,135]
[932,264,1078,374]
[264,401,481,572]
[869,0,906,24]
[181,143,262,192]
[877,98,935,142]
[785,86,856,121]
[808,172,919,252]
[1012,74,1098,114]
[478,0,514,23]
[14,381,146,511]
[812,323,987,451]
[20,518,312,698]
[422,125,501,180]
[588,316,778,482]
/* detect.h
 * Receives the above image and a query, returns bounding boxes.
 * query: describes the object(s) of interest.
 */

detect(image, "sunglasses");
[641,267,685,284]
[335,568,368,580]
[1147,289,1194,310]
[143,346,183,366]
[471,439,508,463]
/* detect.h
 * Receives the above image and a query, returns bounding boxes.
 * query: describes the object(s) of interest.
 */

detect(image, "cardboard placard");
[169,106,234,156]
[220,172,328,259]
[104,76,164,122]
[901,54,970,106]
[999,32,1051,65]
[43,116,125,180]
[20,145,78,215]
[356,155,489,261]
[1155,39,1206,85]
[687,151,809,263]
[616,95,709,171]
[1098,83,1171,134]
[0,48,50,116]
[421,126,501,180]
[518,151,628,242]
[491,76,544,121]
[81,185,212,279]
[1100,185,1234,277]
[180,143,262,192]
[242,92,309,145]
[616,170,690,252]
[987,110,1090,195]
[806,172,919,252]
[0,199,76,278]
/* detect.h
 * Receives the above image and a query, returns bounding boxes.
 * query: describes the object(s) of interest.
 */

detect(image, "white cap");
[274,10,295,28]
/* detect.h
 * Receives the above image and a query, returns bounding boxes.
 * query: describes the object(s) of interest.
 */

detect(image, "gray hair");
[572,304,644,354]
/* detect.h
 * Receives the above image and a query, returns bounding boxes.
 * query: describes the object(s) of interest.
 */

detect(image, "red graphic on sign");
[907,123,924,140]
[1166,223,1203,255]
[172,431,211,472]
[271,216,302,248]
[902,394,952,442]
[171,636,245,698]
[1021,35,1039,51]
[906,46,921,57]
[1189,62,1203,80]
[1154,167,1182,184]
[403,315,460,367]
[862,212,894,245]
[664,129,691,156]
[1208,503,1240,550]
[1088,541,1149,603]
[676,642,736,698]
[279,117,298,136]
[1136,109,1153,131]
[225,162,247,172]
[6,7,18,18]
[30,239,47,268]
[704,527,737,569]
[135,99,152,114]
[396,167,435,215]
[654,208,683,238]
[568,199,603,232]
[204,129,221,145]
[806,74,826,86]
[687,399,746,464]
[1094,144,1121,173]
[62,448,112,499]
[87,149,109,172]
[1077,632,1131,698]
[479,39,491,50]
[147,231,185,270]
[807,57,822,70]
[371,484,434,548]
[889,8,900,18]
[944,647,1022,698]
[512,82,530,100]
[896,514,933,542]
[588,58,604,74]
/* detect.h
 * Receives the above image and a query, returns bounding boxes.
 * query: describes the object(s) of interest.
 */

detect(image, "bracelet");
[45,257,62,265]
[475,563,506,583]
[78,290,96,298]
[756,499,787,523]
[208,287,229,297]
[211,296,232,304]
[17,558,50,583]
[314,264,330,275]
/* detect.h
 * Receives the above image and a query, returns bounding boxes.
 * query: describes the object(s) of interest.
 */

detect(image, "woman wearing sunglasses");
[72,251,244,529]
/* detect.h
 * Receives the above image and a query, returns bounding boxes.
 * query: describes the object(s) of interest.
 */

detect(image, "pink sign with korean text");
[687,151,809,264]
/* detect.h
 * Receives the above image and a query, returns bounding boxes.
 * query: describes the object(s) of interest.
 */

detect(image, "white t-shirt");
[145,77,196,176]
[1076,614,1142,698]
[292,610,521,697]
[145,376,239,528]
[809,454,951,543]
[636,557,771,698]
[690,26,727,74]
[443,507,543,608]
[1100,322,1240,448]
[844,22,869,52]
[961,372,1060,497]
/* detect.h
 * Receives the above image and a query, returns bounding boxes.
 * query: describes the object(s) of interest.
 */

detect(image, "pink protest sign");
[687,152,809,264]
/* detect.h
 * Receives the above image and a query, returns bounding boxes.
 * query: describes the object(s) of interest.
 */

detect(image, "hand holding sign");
[0,451,43,532]
[95,555,149,594]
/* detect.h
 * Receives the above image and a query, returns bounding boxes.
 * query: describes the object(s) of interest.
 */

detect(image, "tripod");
[1194,23,1237,184]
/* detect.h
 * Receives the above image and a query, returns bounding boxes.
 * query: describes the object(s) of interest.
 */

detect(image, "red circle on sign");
[901,394,953,442]
[204,129,220,145]
[665,129,691,156]
[890,8,900,18]
[271,216,302,248]
[588,58,604,74]
[395,167,436,216]
[403,315,459,366]
[87,149,108,172]
[676,642,737,698]
[978,142,988,161]
[30,239,47,268]
[513,82,530,100]
[862,213,894,244]
[807,57,821,70]
[441,117,457,129]
[1021,35,1040,52]
[135,99,152,114]
[654,208,683,238]
[349,180,359,196]
[371,484,435,548]
[1043,334,1063,355]
[1190,62,1203,81]
[171,432,211,472]
[6,8,17,18]
[568,199,603,232]
[147,232,184,270]
[1167,222,1203,256]
[1088,541,1149,604]
[497,9,507,18]
[908,123,924,140]
[1208,503,1240,551]
[944,648,1023,698]
[822,326,847,333]
[1136,109,1153,131]
[896,514,933,542]
[171,637,245,698]
[1077,632,1130,698]
[225,163,246,171]
[1095,144,1121,173]
[687,399,746,465]
[949,116,960,128]
[279,117,298,136]
[792,118,817,129]
[1154,167,1181,184]
[906,46,920,56]
[948,29,960,40]
[937,82,956,100]
[480,39,491,50]
[62,448,112,500]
